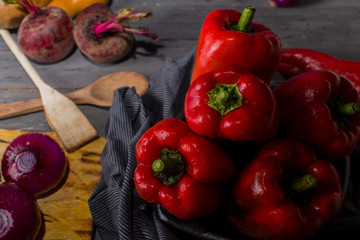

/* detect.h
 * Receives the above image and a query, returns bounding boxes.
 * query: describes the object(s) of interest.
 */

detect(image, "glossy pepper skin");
[190,7,283,85]
[185,64,279,141]
[227,139,343,240]
[273,70,360,161]
[278,48,360,93]
[134,118,237,220]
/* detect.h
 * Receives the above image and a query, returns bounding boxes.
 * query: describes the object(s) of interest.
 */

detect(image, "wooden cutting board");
[0,129,106,240]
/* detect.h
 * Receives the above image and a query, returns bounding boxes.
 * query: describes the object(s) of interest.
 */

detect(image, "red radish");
[17,0,74,63]
[73,4,157,64]
[0,182,41,240]
[1,133,67,198]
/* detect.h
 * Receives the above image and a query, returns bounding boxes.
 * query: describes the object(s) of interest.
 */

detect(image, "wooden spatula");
[0,29,98,152]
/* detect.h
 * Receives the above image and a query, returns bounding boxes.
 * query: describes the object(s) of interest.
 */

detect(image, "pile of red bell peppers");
[134,6,360,240]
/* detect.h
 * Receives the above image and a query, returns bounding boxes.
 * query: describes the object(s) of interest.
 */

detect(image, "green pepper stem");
[207,83,243,116]
[337,103,360,116]
[217,89,229,102]
[291,174,318,194]
[152,159,165,172]
[236,6,256,33]
[152,148,184,185]
[152,157,182,175]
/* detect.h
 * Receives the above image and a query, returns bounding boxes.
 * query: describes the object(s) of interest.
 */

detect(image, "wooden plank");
[0,129,106,240]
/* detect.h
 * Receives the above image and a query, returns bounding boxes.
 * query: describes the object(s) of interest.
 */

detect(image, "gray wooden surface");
[0,0,359,238]
[1,0,359,138]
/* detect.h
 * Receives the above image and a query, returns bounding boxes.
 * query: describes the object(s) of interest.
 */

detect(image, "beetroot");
[73,4,157,64]
[17,0,74,63]
[1,133,67,198]
[0,182,41,240]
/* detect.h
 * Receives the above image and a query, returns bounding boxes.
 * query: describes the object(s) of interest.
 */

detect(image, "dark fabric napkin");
[88,48,194,240]
[88,48,360,240]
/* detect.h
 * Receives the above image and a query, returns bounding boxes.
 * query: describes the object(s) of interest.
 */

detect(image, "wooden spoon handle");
[0,91,86,120]
[0,98,43,119]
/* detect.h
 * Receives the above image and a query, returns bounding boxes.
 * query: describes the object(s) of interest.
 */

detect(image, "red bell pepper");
[273,70,360,161]
[134,118,237,220]
[227,139,343,240]
[190,6,283,85]
[185,64,279,141]
[278,48,360,93]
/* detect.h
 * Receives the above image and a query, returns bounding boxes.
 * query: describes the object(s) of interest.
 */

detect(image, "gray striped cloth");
[88,47,360,240]
[88,48,195,240]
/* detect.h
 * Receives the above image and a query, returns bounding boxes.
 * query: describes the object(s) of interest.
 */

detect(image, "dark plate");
[157,156,351,240]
